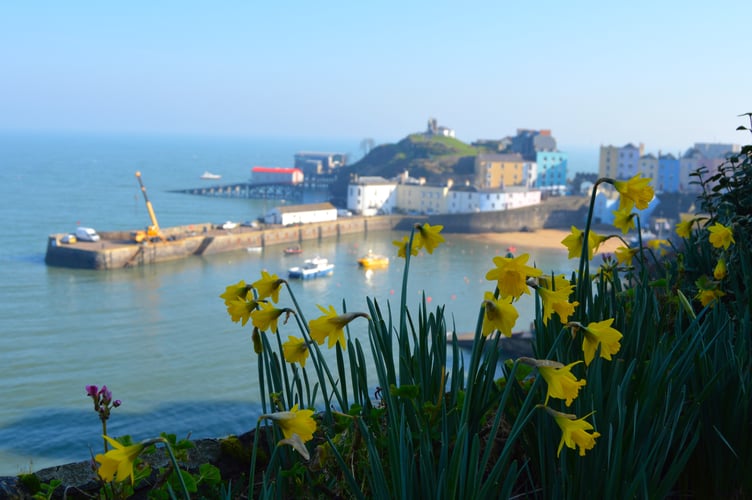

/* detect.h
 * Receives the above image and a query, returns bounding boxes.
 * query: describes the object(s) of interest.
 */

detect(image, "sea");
[0,131,595,475]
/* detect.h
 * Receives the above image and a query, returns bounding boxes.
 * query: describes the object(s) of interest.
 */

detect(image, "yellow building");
[475,153,529,189]
[395,181,453,214]
[598,145,620,179]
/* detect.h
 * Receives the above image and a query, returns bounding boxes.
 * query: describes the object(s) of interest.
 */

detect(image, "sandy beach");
[452,228,624,255]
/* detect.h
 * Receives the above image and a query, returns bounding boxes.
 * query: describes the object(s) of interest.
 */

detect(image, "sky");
[1,1,750,153]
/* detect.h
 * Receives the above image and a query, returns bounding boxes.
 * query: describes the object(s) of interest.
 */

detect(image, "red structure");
[251,166,304,185]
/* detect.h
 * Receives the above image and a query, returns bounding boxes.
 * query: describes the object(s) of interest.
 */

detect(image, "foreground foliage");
[20,120,752,499]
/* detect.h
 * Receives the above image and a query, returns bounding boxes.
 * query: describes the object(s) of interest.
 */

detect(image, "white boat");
[200,171,222,180]
[288,257,335,280]
[246,246,263,253]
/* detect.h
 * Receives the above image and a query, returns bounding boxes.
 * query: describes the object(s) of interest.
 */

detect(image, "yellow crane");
[133,171,165,243]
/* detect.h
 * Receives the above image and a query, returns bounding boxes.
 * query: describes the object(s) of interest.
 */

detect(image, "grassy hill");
[329,134,495,204]
[350,133,490,181]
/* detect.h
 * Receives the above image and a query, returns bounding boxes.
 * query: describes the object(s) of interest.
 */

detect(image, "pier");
[171,182,305,200]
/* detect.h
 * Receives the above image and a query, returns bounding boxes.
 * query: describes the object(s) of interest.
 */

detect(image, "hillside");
[330,134,495,204]
[350,133,489,180]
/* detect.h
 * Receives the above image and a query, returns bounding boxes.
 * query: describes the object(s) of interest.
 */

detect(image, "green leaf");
[390,383,419,399]
[198,463,222,485]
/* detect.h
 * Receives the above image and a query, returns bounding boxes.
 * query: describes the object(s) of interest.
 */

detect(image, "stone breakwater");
[44,216,404,270]
[44,197,590,270]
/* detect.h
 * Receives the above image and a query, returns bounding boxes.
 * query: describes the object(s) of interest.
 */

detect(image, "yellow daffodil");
[481,292,519,337]
[544,407,601,457]
[393,235,419,259]
[95,435,145,484]
[675,219,693,239]
[282,336,310,367]
[251,302,291,332]
[485,253,543,299]
[227,298,261,326]
[252,270,285,303]
[612,206,636,234]
[520,358,586,406]
[613,174,655,211]
[696,288,725,308]
[561,226,584,259]
[573,319,623,366]
[260,404,317,443]
[415,223,445,254]
[535,275,578,325]
[614,246,639,266]
[278,433,311,461]
[308,305,368,349]
[714,258,727,280]
[646,239,670,255]
[220,280,250,307]
[594,255,618,282]
[561,226,605,261]
[708,222,735,250]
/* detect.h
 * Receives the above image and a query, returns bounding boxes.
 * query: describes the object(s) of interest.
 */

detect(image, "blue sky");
[1,1,750,152]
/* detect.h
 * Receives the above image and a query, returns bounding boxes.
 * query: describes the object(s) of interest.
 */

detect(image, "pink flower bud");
[98,385,112,405]
[85,385,98,398]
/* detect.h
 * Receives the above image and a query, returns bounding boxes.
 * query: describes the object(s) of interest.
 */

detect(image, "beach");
[455,228,625,255]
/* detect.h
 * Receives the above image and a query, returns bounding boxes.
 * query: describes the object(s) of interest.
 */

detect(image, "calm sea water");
[0,132,582,475]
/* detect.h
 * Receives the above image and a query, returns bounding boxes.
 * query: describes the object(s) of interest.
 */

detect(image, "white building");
[347,176,397,216]
[264,202,337,226]
[446,187,541,214]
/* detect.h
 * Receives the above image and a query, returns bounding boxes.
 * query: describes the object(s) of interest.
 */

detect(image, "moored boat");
[288,257,334,279]
[200,171,222,180]
[358,251,389,269]
[284,245,302,255]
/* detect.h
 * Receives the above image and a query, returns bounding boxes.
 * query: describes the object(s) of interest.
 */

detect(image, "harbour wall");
[45,216,404,270]
[45,198,590,270]
[395,196,589,233]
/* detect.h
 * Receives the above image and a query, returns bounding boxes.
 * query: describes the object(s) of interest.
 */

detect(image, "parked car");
[75,227,100,242]
[220,221,238,230]
[60,234,77,244]
[241,220,259,228]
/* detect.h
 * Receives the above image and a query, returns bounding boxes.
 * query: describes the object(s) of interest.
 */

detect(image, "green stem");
[576,178,604,311]
[156,437,191,500]
[284,282,345,414]
[398,229,416,386]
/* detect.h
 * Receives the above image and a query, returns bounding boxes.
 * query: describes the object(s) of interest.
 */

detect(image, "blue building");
[657,153,680,193]
[535,151,568,194]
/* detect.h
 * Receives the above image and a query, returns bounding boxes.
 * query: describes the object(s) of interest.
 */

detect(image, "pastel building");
[598,143,645,180]
[445,187,541,214]
[395,181,452,215]
[347,176,397,216]
[535,151,568,194]
[599,141,739,195]
[475,153,536,189]
[657,153,680,193]
[598,145,620,179]
[638,154,659,184]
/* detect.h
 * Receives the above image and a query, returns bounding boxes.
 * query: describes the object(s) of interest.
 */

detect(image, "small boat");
[246,246,263,253]
[288,257,335,279]
[200,171,222,180]
[358,251,389,269]
[284,246,302,255]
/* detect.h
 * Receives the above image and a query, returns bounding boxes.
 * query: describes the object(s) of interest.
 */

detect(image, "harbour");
[0,132,581,476]
[44,216,404,270]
